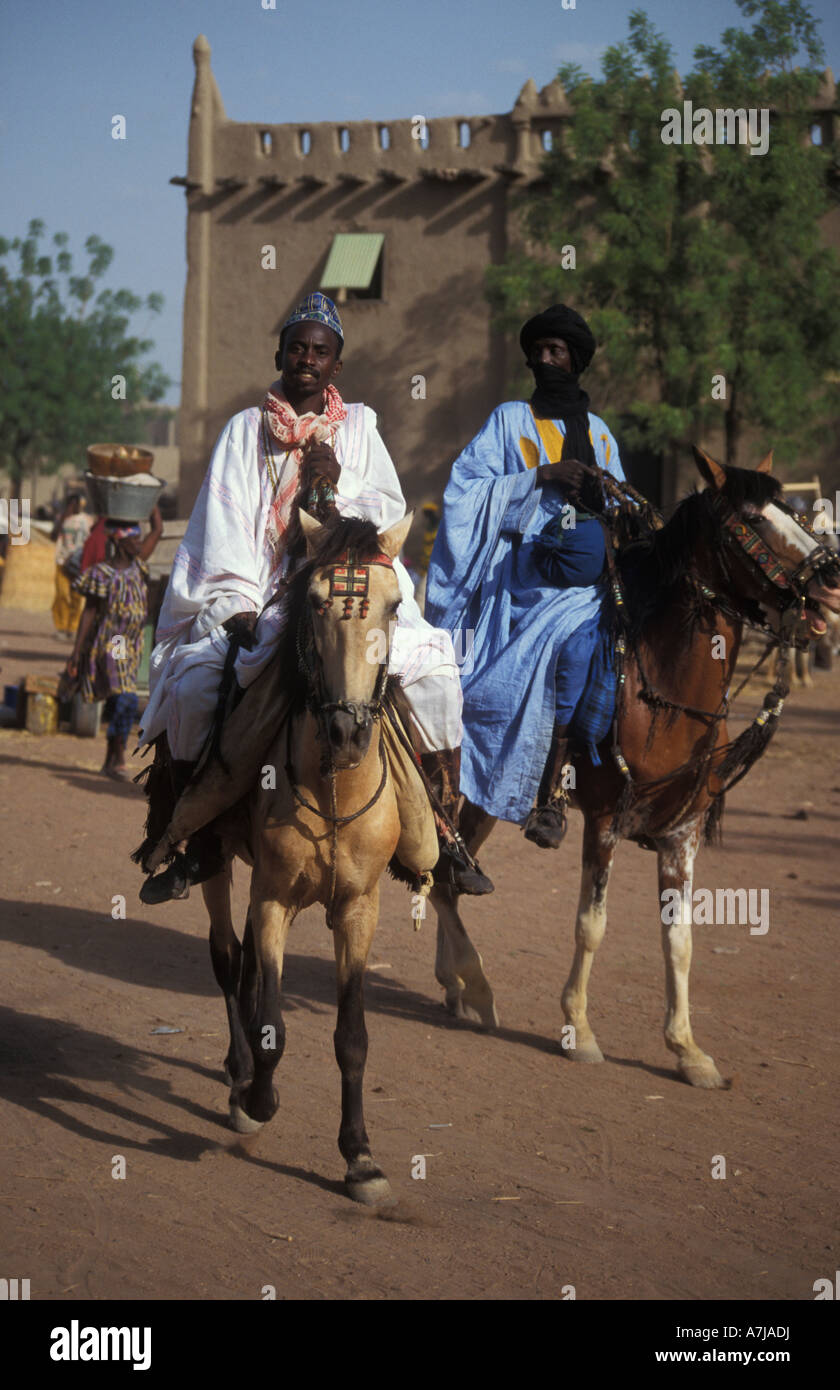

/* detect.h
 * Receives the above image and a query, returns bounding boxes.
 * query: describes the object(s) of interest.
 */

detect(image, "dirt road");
[1,610,838,1301]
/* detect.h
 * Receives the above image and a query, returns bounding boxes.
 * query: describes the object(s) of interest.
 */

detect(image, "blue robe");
[425,401,625,823]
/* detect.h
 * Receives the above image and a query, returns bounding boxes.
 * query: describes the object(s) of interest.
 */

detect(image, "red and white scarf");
[261,383,347,552]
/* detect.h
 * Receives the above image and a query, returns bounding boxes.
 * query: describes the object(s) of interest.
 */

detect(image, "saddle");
[133,646,438,886]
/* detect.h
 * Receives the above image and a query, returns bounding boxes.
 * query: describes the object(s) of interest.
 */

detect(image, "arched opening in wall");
[810,121,824,146]
[259,130,273,156]
[299,129,311,155]
[459,121,471,148]
[339,127,350,153]
[378,125,390,150]
[541,129,553,152]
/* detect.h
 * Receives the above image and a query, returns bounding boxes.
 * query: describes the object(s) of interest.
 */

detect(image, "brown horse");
[195,510,416,1205]
[431,449,840,1086]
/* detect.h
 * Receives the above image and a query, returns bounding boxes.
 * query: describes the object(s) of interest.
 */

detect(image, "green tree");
[689,1,840,467]
[0,219,170,496]
[487,2,840,482]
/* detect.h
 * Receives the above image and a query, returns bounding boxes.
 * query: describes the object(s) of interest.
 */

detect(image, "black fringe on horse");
[131,735,179,872]
[703,648,791,846]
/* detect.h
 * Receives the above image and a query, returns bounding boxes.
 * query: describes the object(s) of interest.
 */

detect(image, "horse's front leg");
[332,887,393,1206]
[202,865,261,1133]
[560,815,615,1063]
[657,819,725,1089]
[431,798,499,1026]
[238,875,294,1124]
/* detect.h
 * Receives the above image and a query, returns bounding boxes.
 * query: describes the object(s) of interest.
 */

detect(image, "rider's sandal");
[433,837,494,896]
[140,852,191,904]
[523,797,569,849]
[140,832,225,904]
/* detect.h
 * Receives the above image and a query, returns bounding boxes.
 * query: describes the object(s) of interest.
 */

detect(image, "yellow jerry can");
[25,692,59,736]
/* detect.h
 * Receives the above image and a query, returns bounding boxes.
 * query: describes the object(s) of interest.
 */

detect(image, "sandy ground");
[0,608,837,1302]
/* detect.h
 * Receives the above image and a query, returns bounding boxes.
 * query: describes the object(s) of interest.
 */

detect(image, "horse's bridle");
[711,491,840,639]
[297,547,395,727]
[286,547,398,929]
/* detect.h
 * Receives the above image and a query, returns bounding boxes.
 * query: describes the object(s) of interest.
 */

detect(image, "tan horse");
[199,510,414,1205]
[431,450,840,1087]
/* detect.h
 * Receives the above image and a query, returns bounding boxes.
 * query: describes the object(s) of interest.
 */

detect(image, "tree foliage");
[487,1,840,474]
[0,220,170,494]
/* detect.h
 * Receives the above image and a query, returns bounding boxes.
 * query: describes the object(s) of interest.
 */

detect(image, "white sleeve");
[157,412,263,645]
[335,406,407,531]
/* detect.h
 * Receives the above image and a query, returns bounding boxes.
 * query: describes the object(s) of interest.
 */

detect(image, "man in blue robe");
[425,304,625,848]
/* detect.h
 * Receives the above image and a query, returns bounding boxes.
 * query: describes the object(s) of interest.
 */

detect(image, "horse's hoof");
[446,991,499,1028]
[345,1160,395,1207]
[565,1040,605,1064]
[229,1102,264,1134]
[678,1058,726,1089]
[243,1081,279,1122]
[462,997,500,1028]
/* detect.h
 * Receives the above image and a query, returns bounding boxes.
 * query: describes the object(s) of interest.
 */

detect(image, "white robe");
[140,403,461,759]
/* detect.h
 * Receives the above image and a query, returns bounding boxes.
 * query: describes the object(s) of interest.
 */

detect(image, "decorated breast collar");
[323,549,394,619]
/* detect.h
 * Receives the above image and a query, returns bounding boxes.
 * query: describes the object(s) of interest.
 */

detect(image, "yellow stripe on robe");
[519,409,604,468]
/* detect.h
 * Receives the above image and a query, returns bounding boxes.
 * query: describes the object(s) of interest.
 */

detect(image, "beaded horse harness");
[713,492,840,637]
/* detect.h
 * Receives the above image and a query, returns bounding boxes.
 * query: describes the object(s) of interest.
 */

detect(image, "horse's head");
[693,447,840,644]
[298,509,412,768]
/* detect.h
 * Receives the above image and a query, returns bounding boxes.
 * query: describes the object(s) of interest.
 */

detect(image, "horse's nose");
[328,709,373,766]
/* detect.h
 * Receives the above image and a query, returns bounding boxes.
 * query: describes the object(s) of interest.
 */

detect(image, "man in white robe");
[138,293,492,901]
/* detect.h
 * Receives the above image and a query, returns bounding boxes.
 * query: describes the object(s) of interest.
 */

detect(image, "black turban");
[520,304,596,375]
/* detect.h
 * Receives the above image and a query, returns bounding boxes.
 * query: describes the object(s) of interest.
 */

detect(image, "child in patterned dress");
[66,509,162,780]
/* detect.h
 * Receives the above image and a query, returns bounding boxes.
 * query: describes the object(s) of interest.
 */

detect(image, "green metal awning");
[321,233,384,290]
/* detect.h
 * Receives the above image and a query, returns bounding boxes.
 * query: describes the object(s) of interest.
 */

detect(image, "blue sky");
[3,0,839,404]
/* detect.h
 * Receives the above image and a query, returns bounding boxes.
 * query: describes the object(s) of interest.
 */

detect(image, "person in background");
[50,493,92,639]
[412,500,442,612]
[66,508,163,780]
[80,513,108,572]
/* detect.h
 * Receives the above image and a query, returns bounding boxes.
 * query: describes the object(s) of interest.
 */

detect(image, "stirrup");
[433,843,494,896]
[140,852,191,904]
[523,798,568,849]
[139,835,224,904]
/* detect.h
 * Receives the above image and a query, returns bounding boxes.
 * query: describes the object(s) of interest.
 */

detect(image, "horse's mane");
[280,513,383,603]
[306,513,384,569]
[614,468,782,637]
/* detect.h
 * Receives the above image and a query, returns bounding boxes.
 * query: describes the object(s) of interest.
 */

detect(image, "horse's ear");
[378,511,414,560]
[756,451,774,474]
[299,509,322,556]
[693,446,727,490]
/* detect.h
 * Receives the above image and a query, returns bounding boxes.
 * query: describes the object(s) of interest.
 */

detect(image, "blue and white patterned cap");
[282,292,344,350]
